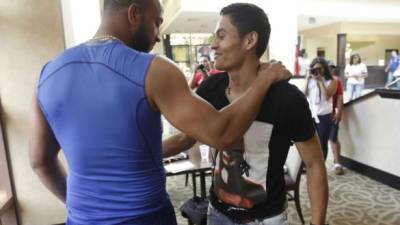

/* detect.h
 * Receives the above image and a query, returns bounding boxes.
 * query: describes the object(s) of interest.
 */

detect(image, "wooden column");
[162,34,173,60]
[337,33,347,82]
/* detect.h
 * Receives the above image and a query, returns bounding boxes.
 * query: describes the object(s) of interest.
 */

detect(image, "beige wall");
[304,37,337,63]
[347,35,400,65]
[301,22,400,66]
[0,0,66,224]
[340,94,400,176]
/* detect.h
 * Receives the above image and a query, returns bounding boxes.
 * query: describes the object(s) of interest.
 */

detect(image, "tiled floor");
[167,164,400,225]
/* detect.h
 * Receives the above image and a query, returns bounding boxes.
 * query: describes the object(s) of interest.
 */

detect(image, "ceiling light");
[308,17,316,24]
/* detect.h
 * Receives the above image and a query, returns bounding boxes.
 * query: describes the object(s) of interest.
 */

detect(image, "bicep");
[147,57,220,143]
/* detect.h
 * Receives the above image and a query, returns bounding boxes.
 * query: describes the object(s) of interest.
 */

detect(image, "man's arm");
[163,133,196,158]
[29,95,66,203]
[189,71,198,90]
[334,94,344,123]
[295,133,328,225]
[147,56,289,150]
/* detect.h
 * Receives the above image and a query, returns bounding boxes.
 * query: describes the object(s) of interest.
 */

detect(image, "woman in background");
[303,57,338,160]
[345,53,368,100]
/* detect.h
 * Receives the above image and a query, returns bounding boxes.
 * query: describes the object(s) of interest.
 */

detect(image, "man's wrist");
[310,223,329,225]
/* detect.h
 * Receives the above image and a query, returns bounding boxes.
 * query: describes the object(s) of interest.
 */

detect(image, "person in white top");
[344,53,368,100]
[303,57,338,160]
[298,49,310,76]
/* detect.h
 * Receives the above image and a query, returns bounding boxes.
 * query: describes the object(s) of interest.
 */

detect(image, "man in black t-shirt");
[163,3,328,225]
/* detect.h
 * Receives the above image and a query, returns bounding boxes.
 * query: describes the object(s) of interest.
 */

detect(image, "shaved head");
[104,0,152,12]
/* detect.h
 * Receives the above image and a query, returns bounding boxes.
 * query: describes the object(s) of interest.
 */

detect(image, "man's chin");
[215,64,226,71]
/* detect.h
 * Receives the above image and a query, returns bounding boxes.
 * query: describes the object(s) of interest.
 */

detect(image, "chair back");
[285,146,303,183]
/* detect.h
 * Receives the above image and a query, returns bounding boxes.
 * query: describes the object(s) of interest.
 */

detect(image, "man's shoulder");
[261,81,308,114]
[41,44,86,76]
[268,81,303,98]
[195,72,228,100]
[198,72,228,89]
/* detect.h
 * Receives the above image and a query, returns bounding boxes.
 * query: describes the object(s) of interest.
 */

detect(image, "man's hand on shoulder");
[258,60,292,83]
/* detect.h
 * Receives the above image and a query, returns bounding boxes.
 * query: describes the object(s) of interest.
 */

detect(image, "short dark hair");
[349,53,361,65]
[104,0,151,11]
[310,57,333,80]
[220,3,270,58]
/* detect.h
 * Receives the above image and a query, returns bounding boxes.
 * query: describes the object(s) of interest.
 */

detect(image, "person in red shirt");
[190,55,221,89]
[329,64,344,175]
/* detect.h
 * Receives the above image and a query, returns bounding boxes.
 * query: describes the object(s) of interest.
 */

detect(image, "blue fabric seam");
[135,97,163,171]
[38,61,144,88]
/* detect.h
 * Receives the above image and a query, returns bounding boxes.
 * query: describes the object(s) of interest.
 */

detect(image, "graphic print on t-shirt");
[213,121,273,209]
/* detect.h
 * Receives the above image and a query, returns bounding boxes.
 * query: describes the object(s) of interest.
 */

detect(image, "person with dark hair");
[303,57,338,160]
[328,64,344,175]
[298,49,311,76]
[190,55,221,90]
[385,50,400,87]
[29,0,290,224]
[164,3,328,225]
[344,53,368,100]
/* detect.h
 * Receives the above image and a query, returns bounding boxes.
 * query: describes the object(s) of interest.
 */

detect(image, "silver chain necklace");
[88,35,122,43]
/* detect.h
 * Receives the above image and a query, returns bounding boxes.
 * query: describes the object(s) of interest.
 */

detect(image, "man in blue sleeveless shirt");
[29,0,290,224]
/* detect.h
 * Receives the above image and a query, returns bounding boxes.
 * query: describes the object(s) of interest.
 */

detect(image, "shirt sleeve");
[286,90,316,143]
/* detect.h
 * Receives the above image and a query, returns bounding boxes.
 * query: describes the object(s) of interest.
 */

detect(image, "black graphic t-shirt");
[196,73,315,222]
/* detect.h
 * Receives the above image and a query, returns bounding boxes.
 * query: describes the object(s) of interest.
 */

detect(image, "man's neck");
[95,15,133,48]
[227,57,260,94]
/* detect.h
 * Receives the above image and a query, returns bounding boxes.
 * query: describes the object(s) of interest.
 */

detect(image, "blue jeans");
[315,114,333,160]
[347,83,363,100]
[207,204,288,225]
[386,71,394,86]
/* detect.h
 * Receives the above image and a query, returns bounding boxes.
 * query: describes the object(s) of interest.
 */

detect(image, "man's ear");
[243,31,258,52]
[127,3,142,27]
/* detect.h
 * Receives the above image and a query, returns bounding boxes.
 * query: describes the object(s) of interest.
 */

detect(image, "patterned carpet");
[166,165,400,225]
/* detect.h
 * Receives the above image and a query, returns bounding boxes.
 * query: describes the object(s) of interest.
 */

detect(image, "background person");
[303,57,338,160]
[328,64,344,175]
[385,50,400,87]
[344,53,368,100]
[190,55,221,90]
[298,49,310,76]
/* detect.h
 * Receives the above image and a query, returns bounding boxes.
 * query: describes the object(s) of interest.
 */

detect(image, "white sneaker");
[333,163,344,175]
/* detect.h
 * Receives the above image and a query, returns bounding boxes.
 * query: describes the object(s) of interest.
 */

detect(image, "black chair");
[284,147,305,224]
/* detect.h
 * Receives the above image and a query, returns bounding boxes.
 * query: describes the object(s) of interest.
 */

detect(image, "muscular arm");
[295,133,328,225]
[29,95,66,204]
[147,56,288,149]
[163,133,196,158]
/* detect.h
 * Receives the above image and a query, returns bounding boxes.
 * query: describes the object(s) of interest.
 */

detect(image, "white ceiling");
[161,0,400,34]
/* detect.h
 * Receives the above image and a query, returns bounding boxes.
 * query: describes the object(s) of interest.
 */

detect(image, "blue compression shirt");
[38,40,167,224]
